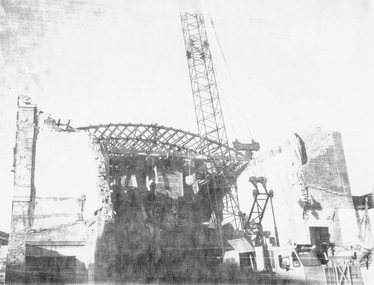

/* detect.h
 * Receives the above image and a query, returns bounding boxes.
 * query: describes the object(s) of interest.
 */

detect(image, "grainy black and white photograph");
[0,0,373,284]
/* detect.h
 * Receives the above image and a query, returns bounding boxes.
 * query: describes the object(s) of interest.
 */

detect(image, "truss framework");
[78,123,246,164]
[180,12,228,154]
[179,5,248,232]
[244,177,275,247]
[79,123,248,230]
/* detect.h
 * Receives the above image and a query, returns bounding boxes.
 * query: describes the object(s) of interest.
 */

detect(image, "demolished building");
[1,0,372,282]
[6,95,250,283]
[5,95,368,284]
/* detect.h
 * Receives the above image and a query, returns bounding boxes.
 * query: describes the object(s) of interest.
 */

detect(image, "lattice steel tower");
[180,1,228,154]
[179,0,247,231]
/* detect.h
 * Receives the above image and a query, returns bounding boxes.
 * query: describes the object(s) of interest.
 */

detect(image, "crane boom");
[179,1,274,258]
[180,2,229,153]
[179,0,244,232]
[179,2,280,270]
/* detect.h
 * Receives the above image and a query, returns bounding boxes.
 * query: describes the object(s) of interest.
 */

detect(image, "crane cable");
[202,0,255,141]
[200,1,260,237]
[201,1,304,247]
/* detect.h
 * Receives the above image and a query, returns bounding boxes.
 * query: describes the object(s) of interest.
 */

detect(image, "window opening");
[279,255,290,269]
[292,251,300,267]
[296,248,320,267]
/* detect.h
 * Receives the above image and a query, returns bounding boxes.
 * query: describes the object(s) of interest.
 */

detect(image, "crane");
[177,5,362,284]
[179,0,260,233]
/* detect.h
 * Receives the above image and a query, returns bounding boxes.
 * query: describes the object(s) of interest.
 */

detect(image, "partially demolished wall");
[240,127,357,260]
[6,96,111,284]
[7,96,244,283]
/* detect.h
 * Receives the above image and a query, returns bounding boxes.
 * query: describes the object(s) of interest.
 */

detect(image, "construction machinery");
[178,1,365,284]
[179,0,280,266]
[179,0,259,236]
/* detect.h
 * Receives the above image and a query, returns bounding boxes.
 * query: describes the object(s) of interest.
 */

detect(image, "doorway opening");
[26,256,76,284]
[309,226,330,265]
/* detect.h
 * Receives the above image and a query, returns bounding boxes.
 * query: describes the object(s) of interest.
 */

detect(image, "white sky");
[0,0,373,232]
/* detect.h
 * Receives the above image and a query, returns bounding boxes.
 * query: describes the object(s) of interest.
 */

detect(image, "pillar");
[6,95,38,283]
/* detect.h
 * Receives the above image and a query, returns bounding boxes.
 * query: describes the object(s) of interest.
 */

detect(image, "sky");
[0,0,373,232]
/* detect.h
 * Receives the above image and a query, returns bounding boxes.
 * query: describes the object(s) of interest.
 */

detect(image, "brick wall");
[302,128,352,201]
[242,127,356,246]
[6,96,112,283]
[6,96,36,283]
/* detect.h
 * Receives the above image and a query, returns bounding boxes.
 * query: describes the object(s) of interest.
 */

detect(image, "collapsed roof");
[78,123,250,176]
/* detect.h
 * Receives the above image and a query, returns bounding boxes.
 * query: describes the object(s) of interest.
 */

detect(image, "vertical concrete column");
[6,95,38,283]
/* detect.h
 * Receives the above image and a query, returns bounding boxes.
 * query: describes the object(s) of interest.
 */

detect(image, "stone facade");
[239,127,357,251]
[6,96,111,283]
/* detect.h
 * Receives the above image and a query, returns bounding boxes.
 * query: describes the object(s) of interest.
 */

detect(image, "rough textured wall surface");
[12,96,36,202]
[302,128,353,203]
[6,97,111,284]
[242,127,356,247]
[6,96,37,283]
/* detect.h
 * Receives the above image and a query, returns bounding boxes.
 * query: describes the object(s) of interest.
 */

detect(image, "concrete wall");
[6,96,111,283]
[238,127,357,248]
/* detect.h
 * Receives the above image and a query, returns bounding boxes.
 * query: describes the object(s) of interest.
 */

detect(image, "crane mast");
[179,0,244,232]
[180,3,228,153]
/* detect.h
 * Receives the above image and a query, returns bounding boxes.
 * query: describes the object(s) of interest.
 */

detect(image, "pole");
[269,193,279,246]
